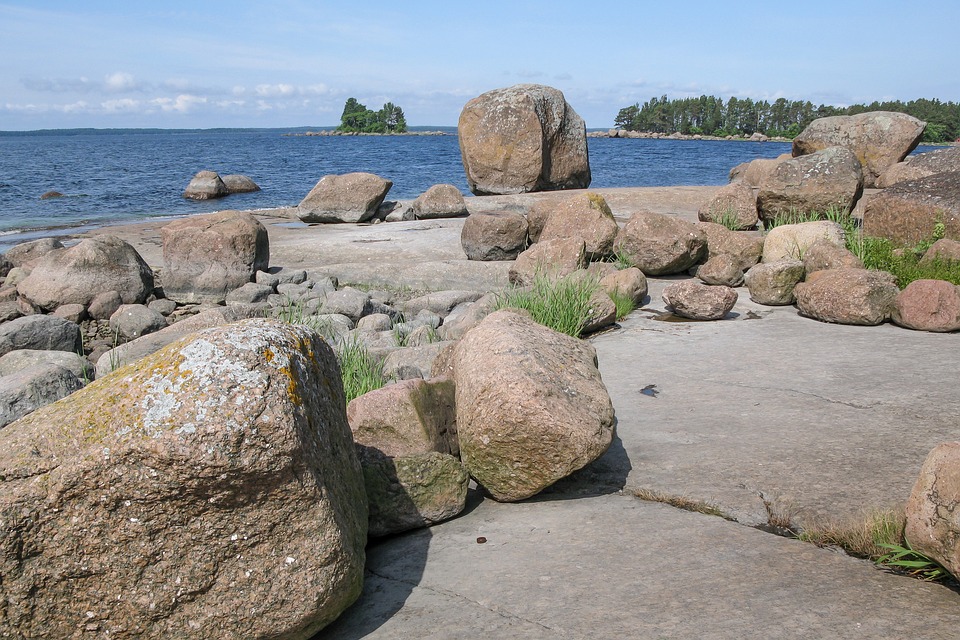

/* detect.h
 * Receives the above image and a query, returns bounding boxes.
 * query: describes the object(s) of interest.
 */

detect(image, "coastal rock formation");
[460,211,529,261]
[0,319,368,638]
[761,221,846,263]
[697,182,759,230]
[537,192,619,260]
[0,315,82,357]
[614,211,707,276]
[862,172,960,246]
[298,172,393,223]
[160,210,269,305]
[697,254,745,287]
[756,146,864,222]
[4,237,64,268]
[877,146,960,188]
[220,173,261,193]
[16,236,154,312]
[182,169,229,200]
[793,268,898,325]
[744,260,806,306]
[891,279,960,332]
[0,364,85,428]
[458,84,591,195]
[905,442,960,579]
[508,237,587,285]
[792,111,925,188]
[450,310,614,501]
[662,280,738,320]
[413,184,468,219]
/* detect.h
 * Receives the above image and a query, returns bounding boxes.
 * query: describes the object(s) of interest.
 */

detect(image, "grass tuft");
[797,508,904,560]
[609,289,636,320]
[335,336,390,403]
[495,272,600,337]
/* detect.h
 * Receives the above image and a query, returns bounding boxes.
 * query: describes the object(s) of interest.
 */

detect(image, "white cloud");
[151,94,207,113]
[102,98,141,112]
[104,72,137,92]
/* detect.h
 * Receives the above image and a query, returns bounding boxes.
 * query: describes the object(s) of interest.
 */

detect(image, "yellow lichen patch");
[586,192,614,219]
[264,347,275,364]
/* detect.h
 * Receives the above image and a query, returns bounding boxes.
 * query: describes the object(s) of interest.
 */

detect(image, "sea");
[0,127,938,252]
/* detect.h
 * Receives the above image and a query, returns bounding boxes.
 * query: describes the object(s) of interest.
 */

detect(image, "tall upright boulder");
[161,210,269,304]
[458,84,591,195]
[0,319,368,638]
[792,111,925,188]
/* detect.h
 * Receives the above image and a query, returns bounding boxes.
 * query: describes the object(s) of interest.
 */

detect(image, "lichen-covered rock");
[461,211,529,261]
[508,237,587,286]
[697,182,759,230]
[182,170,229,200]
[0,319,367,639]
[794,268,898,325]
[793,111,926,188]
[662,280,738,320]
[862,172,960,246]
[905,442,960,579]
[614,211,707,276]
[451,310,614,501]
[16,236,153,312]
[537,192,620,260]
[756,146,864,222]
[359,448,468,537]
[762,221,846,263]
[744,260,806,306]
[458,84,591,195]
[413,184,468,219]
[878,146,960,188]
[891,279,960,332]
[298,172,393,223]
[160,210,269,305]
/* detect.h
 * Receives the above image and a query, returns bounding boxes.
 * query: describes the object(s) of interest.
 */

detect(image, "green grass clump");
[704,206,747,231]
[850,235,960,288]
[764,205,854,231]
[496,272,600,337]
[602,248,635,271]
[609,289,636,320]
[336,337,389,403]
[876,539,951,581]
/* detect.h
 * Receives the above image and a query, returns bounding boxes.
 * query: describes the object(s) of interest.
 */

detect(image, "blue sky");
[1,1,957,130]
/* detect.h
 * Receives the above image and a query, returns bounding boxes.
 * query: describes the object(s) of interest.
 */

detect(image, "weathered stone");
[51,303,87,323]
[862,172,960,246]
[381,200,415,222]
[583,289,618,333]
[0,349,93,381]
[538,192,620,260]
[802,238,863,274]
[298,172,393,223]
[458,84,591,195]
[225,282,275,305]
[461,211,529,261]
[743,260,806,306]
[3,238,64,268]
[88,290,124,321]
[756,146,864,222]
[698,254,745,287]
[905,442,960,579]
[161,210,269,305]
[794,268,898,325]
[220,173,261,193]
[730,153,792,187]
[436,293,498,341]
[347,377,457,457]
[920,238,960,266]
[382,341,453,381]
[320,288,373,323]
[762,221,847,263]
[148,298,178,316]
[0,301,21,323]
[413,184,468,219]
[358,448,468,538]
[876,163,931,189]
[891,279,960,332]
[0,320,367,638]
[793,111,926,187]
[878,146,960,188]
[17,236,153,312]
[182,170,229,200]
[451,310,614,501]
[0,315,82,357]
[662,280,738,320]
[357,313,393,332]
[614,211,707,276]
[109,304,167,340]
[698,222,764,273]
[401,290,484,319]
[697,182,759,230]
[508,237,587,286]
[0,364,84,428]
[599,267,648,304]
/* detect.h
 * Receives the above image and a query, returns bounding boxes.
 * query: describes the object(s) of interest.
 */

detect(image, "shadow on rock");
[532,425,633,501]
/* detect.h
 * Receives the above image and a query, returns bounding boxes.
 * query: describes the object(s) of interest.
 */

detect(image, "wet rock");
[182,169,229,200]
[220,173,261,193]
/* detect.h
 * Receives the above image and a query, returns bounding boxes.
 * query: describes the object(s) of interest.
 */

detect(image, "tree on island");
[337,98,407,133]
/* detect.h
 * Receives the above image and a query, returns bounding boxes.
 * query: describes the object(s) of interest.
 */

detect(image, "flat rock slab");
[318,493,960,639]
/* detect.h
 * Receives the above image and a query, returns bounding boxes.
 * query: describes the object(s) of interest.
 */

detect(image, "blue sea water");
[0,127,936,252]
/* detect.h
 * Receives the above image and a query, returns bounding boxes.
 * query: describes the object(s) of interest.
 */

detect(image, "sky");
[1,1,958,131]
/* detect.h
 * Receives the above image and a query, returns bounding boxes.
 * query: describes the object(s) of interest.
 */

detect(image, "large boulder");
[744,260,806,306]
[802,238,863,274]
[905,442,960,579]
[0,349,92,381]
[298,172,393,223]
[412,184,468,219]
[662,280,738,320]
[182,170,229,200]
[698,222,764,273]
[697,182,759,230]
[793,268,898,325]
[862,172,960,246]
[0,319,368,638]
[3,237,64,268]
[0,315,82,358]
[792,111,926,188]
[920,238,960,266]
[0,364,84,428]
[16,236,153,312]
[450,310,614,501]
[160,210,269,305]
[537,192,620,260]
[460,211,529,261]
[891,279,960,332]
[762,220,847,263]
[458,84,591,195]
[877,146,960,188]
[697,254,745,287]
[508,237,586,286]
[220,173,261,193]
[756,146,864,222]
[614,211,707,275]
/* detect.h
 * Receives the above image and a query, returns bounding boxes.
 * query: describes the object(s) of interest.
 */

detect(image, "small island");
[336,98,407,134]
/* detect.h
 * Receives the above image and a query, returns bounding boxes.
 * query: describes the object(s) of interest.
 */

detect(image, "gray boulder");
[0,364,84,428]
[3,238,64,268]
[182,170,229,200]
[461,211,529,261]
[220,173,261,193]
[109,304,168,340]
[0,315,82,358]
[614,211,707,275]
[413,184,468,219]
[298,172,393,223]
[0,348,93,381]
[662,280,738,320]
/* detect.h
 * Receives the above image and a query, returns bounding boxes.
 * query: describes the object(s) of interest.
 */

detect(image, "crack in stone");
[699,379,880,409]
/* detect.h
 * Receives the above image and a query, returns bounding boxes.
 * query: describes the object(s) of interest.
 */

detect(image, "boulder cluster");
[182,170,261,200]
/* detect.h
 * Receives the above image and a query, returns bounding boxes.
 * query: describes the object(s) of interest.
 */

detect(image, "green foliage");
[609,289,636,320]
[336,337,389,403]
[337,98,407,134]
[603,248,635,270]
[853,236,960,287]
[614,94,960,141]
[876,540,951,581]
[705,206,746,231]
[495,273,600,337]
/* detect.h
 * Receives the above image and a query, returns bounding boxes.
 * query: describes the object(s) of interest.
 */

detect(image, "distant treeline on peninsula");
[614,96,960,142]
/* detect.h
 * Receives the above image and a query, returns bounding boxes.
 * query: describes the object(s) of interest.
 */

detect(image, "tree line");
[337,98,407,134]
[614,95,960,143]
